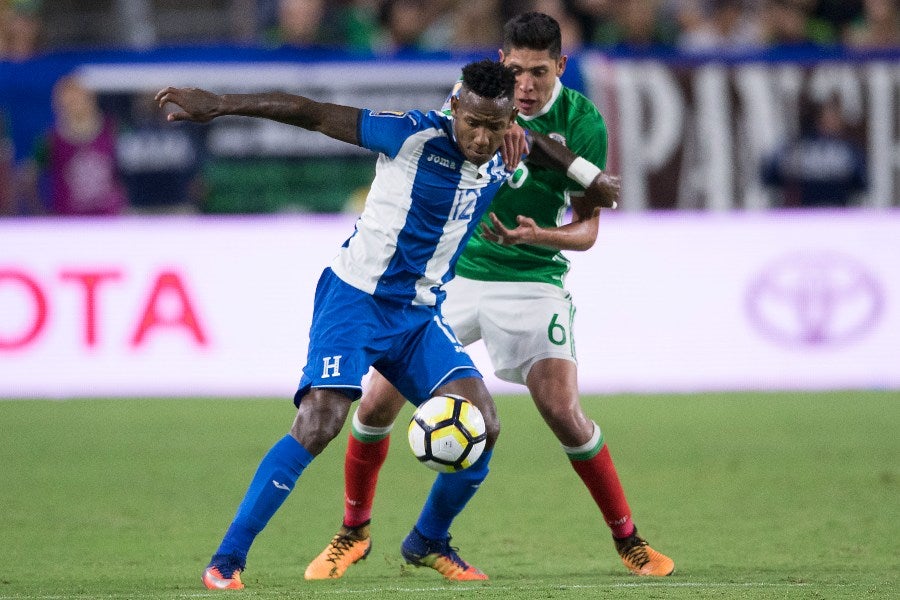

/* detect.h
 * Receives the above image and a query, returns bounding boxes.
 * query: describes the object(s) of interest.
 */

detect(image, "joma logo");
[426,153,457,170]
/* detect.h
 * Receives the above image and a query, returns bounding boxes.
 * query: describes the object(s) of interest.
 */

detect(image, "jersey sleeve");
[357,109,425,159]
[566,106,609,182]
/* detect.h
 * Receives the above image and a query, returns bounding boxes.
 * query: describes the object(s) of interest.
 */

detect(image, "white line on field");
[0,580,869,599]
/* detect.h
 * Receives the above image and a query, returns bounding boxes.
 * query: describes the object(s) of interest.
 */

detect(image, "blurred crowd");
[0,0,40,60]
[1,0,898,60]
[253,0,900,53]
[1,0,895,217]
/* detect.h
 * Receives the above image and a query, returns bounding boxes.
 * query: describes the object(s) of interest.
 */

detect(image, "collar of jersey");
[518,78,562,122]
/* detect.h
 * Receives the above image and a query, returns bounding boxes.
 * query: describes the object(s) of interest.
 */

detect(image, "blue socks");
[212,435,490,565]
[213,434,313,565]
[414,449,493,540]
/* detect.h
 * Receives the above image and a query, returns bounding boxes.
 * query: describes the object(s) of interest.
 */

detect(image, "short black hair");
[502,12,562,59]
[461,59,516,101]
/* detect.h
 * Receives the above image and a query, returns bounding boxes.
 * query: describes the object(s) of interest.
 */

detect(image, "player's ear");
[556,54,568,77]
[450,95,459,117]
[498,48,505,62]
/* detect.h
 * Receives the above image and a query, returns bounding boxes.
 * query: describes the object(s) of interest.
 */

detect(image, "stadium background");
[1,0,898,397]
[0,3,898,599]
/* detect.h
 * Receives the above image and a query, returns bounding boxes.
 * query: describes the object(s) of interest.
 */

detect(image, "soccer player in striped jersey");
[157,58,616,591]
[306,12,674,582]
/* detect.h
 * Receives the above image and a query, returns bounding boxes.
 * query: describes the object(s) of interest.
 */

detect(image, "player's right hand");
[480,212,538,246]
[155,87,223,123]
[584,172,620,209]
[501,123,529,171]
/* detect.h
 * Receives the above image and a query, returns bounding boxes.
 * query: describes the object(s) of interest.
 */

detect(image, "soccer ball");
[408,394,487,473]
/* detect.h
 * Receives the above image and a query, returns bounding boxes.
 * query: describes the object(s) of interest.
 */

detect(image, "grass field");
[1,391,897,599]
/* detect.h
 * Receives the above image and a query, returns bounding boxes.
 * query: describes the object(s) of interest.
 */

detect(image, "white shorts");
[441,276,577,385]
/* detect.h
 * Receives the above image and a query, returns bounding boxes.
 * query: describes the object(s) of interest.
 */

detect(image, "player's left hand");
[155,87,223,123]
[584,172,621,209]
[501,123,530,171]
[481,212,539,246]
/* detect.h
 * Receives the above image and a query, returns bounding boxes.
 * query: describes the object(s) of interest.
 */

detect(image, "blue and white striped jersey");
[330,109,511,307]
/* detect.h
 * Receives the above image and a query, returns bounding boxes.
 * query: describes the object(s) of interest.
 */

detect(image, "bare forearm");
[219,93,360,144]
[526,131,577,171]
[482,207,599,251]
[527,132,618,209]
[531,219,599,251]
[156,87,361,145]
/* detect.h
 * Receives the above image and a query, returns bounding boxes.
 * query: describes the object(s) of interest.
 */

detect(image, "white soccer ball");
[407,394,487,473]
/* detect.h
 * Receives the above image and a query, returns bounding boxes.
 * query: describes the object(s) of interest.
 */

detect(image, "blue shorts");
[294,268,481,406]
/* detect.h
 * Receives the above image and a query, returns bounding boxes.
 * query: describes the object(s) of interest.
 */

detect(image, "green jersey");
[455,79,608,287]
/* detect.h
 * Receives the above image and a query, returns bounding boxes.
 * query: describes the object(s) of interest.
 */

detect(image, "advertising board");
[2,211,896,397]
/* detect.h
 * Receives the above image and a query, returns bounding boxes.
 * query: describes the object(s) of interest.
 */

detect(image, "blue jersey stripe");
[332,109,511,306]
[375,136,464,303]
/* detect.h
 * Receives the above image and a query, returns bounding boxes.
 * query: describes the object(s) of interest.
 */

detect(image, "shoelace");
[618,539,651,569]
[326,534,360,562]
[430,541,473,572]
[444,545,469,569]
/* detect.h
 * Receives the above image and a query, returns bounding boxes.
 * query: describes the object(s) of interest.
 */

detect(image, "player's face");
[499,47,567,116]
[450,89,517,165]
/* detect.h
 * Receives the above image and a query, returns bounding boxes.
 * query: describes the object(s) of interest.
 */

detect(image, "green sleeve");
[567,107,608,176]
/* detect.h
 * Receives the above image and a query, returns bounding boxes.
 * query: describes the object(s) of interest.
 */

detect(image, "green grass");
[1,391,898,599]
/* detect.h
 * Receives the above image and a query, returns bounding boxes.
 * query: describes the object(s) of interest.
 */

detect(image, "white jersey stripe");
[331,109,510,306]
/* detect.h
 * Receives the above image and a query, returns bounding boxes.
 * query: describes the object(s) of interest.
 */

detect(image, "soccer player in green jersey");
[305,12,674,581]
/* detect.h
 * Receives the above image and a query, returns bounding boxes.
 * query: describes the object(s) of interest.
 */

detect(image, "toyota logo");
[745,253,884,348]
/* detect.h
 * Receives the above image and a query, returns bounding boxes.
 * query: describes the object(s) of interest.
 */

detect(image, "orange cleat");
[614,529,675,576]
[400,527,488,581]
[304,523,372,580]
[202,565,245,590]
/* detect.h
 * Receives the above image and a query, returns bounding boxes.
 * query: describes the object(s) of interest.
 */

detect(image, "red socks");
[570,444,635,539]
[344,425,635,539]
[343,434,390,527]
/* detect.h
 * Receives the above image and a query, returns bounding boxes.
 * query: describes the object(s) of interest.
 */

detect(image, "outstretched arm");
[155,87,361,146]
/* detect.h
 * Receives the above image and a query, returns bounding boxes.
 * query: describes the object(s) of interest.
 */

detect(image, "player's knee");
[357,371,406,427]
[435,376,499,447]
[535,398,591,444]
[540,401,580,428]
[468,391,500,449]
[356,395,402,428]
[290,390,352,455]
